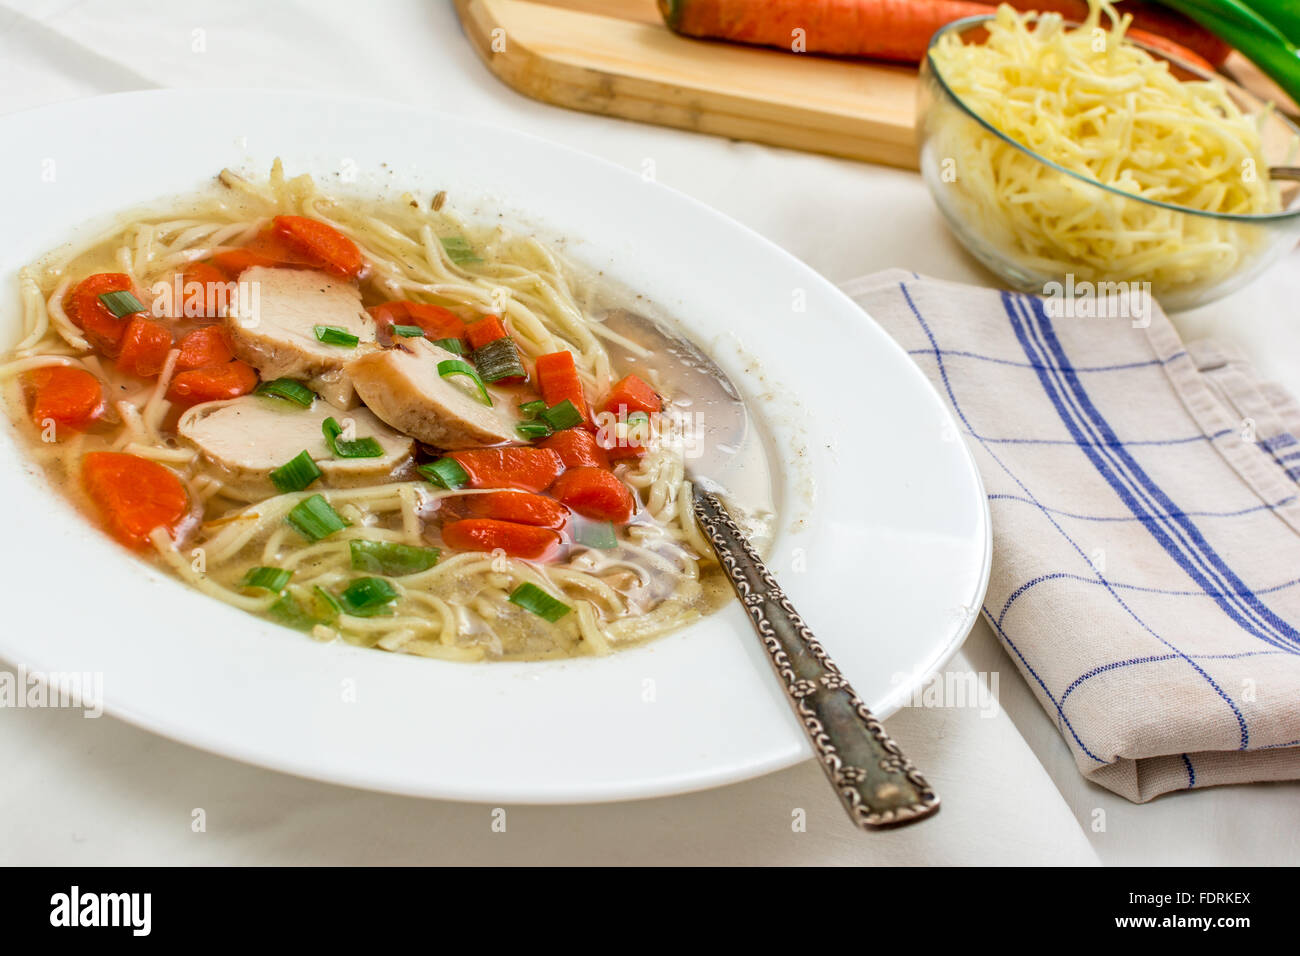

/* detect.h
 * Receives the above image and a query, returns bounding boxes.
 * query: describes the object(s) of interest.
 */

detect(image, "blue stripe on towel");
[1256,433,1300,477]
[1007,292,1300,654]
[1059,649,1289,708]
[900,280,1248,757]
[906,347,1186,373]
[993,293,1248,748]
[997,572,1300,629]
[979,432,1228,448]
[989,492,1297,523]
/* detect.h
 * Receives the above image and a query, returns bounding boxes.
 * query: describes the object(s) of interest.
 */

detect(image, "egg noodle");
[1,162,730,661]
[927,0,1287,294]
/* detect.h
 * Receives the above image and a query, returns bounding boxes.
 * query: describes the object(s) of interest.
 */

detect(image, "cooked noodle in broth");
[2,162,758,661]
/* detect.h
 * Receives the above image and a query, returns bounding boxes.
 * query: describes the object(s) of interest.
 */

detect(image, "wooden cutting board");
[454,0,1294,171]
[454,0,921,169]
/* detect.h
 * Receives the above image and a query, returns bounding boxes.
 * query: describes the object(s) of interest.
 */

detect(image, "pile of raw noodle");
[927,0,1287,292]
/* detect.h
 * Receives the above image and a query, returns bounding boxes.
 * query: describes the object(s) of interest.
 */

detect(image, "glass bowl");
[918,15,1300,310]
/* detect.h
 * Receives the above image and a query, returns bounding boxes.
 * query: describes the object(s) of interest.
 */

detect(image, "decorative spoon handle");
[692,488,940,829]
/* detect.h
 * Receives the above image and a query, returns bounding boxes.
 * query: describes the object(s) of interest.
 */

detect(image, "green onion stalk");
[1156,0,1300,105]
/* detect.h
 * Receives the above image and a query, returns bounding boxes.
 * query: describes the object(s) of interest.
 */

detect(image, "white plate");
[0,90,990,803]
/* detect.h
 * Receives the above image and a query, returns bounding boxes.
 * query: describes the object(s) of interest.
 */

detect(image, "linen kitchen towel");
[846,269,1300,802]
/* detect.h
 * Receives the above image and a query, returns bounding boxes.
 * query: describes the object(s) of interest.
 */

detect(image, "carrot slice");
[442,518,563,561]
[181,261,227,288]
[175,326,234,371]
[602,373,662,416]
[466,315,508,351]
[209,230,318,277]
[534,350,593,428]
[166,360,258,405]
[549,467,636,523]
[209,247,283,277]
[24,366,104,431]
[540,429,609,469]
[270,215,364,278]
[405,302,466,340]
[82,451,189,548]
[604,442,648,462]
[116,316,174,379]
[446,447,564,493]
[368,301,466,341]
[64,273,144,356]
[464,491,569,529]
[177,262,230,318]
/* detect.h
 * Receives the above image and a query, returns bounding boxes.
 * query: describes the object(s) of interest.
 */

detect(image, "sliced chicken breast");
[179,395,414,496]
[225,266,377,408]
[349,338,520,449]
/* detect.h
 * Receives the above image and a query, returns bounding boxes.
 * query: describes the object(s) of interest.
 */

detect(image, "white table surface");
[2,0,1296,867]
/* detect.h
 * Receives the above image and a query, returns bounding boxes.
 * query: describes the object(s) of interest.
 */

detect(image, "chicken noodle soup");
[2,162,763,661]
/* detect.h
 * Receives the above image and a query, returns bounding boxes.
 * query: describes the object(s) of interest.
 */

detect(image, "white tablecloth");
[2,0,1296,866]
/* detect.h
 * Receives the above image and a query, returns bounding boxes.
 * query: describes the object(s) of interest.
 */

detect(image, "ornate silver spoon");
[600,309,940,829]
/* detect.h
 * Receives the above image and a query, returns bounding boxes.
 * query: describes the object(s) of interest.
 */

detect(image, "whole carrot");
[659,0,991,63]
[659,0,1224,68]
[1124,25,1216,72]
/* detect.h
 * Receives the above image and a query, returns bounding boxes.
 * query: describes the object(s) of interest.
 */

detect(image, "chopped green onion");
[391,324,425,338]
[270,450,322,494]
[314,325,360,347]
[97,290,145,317]
[286,493,349,541]
[574,521,617,550]
[541,399,583,432]
[472,336,526,383]
[626,411,651,426]
[240,566,293,593]
[518,399,546,418]
[508,582,572,623]
[350,539,440,576]
[441,236,483,265]
[433,337,465,355]
[437,359,493,406]
[516,421,552,441]
[419,458,469,490]
[310,586,342,623]
[255,378,316,408]
[269,585,341,631]
[322,417,384,459]
[338,576,399,617]
[269,593,317,631]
